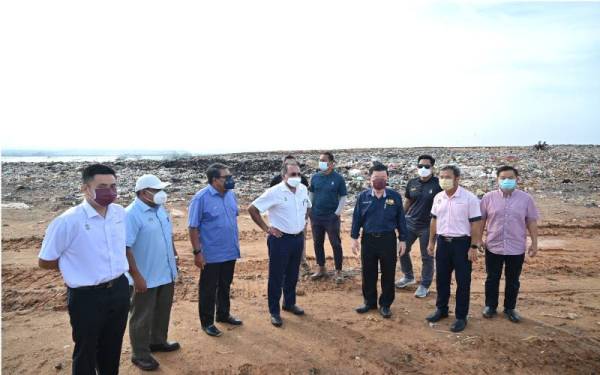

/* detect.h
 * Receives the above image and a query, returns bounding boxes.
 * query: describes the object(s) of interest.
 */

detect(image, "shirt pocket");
[202,206,222,224]
[452,202,469,219]
[111,219,127,248]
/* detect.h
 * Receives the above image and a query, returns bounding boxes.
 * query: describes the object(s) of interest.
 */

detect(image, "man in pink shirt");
[426,165,482,333]
[480,166,539,323]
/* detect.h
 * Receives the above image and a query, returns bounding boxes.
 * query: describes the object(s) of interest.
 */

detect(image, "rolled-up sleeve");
[188,196,203,228]
[468,195,482,222]
[350,193,362,239]
[252,188,277,213]
[39,217,68,261]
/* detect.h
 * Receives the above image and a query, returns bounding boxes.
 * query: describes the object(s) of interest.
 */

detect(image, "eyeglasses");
[417,164,432,169]
[217,175,232,179]
[288,172,301,177]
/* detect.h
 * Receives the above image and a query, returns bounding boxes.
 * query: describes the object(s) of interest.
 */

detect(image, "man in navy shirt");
[309,151,348,283]
[396,155,442,298]
[351,163,408,318]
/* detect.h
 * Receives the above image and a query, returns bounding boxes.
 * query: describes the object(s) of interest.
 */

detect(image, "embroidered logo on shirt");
[385,199,395,205]
[84,224,90,230]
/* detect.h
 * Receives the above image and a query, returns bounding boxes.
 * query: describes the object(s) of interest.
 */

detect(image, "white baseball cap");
[135,174,170,192]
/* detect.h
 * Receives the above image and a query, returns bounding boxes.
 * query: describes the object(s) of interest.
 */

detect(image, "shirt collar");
[208,184,228,197]
[443,185,462,199]
[134,197,154,211]
[279,181,295,193]
[370,188,387,198]
[82,199,102,218]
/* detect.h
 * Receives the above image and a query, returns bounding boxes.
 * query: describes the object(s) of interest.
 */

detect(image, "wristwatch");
[192,248,202,255]
[470,244,479,249]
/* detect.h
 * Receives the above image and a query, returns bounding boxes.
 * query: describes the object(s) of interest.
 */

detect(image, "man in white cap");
[126,174,180,371]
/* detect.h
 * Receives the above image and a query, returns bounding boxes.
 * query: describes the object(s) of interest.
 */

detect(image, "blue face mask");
[499,178,517,190]
[318,161,329,171]
[224,176,236,190]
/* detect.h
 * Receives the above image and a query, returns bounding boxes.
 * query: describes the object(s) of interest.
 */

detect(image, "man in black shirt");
[396,155,442,298]
[269,155,311,275]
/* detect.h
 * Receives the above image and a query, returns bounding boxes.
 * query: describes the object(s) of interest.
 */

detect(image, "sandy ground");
[2,199,600,374]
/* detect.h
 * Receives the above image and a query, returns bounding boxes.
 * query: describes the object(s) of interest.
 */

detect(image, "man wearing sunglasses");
[396,155,442,298]
[188,163,242,338]
[249,161,311,327]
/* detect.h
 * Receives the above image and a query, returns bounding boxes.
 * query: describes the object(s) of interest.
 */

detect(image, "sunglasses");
[417,164,432,169]
[288,172,301,177]
[217,174,232,179]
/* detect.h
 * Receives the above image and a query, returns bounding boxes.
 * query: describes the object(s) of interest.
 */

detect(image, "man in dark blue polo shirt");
[396,155,442,298]
[351,162,408,318]
[309,151,348,283]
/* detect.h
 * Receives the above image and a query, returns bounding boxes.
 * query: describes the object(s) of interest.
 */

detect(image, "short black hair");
[82,164,116,183]
[207,163,229,184]
[418,154,435,166]
[440,165,461,178]
[283,154,296,163]
[496,165,519,177]
[369,162,388,176]
[321,151,334,162]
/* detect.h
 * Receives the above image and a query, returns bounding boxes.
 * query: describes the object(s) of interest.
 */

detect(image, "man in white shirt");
[249,161,311,327]
[38,164,130,375]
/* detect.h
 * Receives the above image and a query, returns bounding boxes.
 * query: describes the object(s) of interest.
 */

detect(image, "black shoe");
[379,306,392,319]
[149,341,180,352]
[426,309,449,322]
[450,319,467,332]
[271,315,283,327]
[482,306,497,319]
[202,325,223,337]
[216,315,243,325]
[282,305,305,315]
[132,356,159,371]
[504,309,521,323]
[355,304,377,314]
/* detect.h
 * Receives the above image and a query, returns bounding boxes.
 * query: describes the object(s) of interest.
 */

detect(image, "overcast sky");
[1,1,599,154]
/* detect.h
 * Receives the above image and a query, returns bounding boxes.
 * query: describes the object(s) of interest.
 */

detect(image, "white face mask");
[151,190,168,205]
[318,161,329,171]
[417,167,432,178]
[287,176,301,187]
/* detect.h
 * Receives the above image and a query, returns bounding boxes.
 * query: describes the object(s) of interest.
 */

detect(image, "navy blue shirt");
[309,171,347,217]
[351,188,408,241]
[404,176,442,229]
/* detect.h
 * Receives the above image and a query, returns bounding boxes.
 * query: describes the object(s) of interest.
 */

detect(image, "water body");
[1,155,167,163]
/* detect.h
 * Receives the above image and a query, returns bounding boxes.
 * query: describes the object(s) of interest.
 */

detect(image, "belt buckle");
[443,236,452,242]
[106,279,114,288]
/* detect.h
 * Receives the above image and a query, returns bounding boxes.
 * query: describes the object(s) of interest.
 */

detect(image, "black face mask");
[224,176,235,190]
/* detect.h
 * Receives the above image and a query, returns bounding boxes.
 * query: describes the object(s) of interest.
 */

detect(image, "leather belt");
[438,235,470,242]
[71,274,124,290]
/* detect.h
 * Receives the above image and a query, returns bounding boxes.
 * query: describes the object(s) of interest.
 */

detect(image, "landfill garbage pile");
[2,145,599,211]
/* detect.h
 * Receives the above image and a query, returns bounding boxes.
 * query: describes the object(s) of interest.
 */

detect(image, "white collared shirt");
[252,181,312,234]
[38,200,129,288]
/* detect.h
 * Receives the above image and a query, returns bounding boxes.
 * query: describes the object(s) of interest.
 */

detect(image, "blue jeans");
[310,213,343,270]
[399,225,434,288]
[267,233,304,315]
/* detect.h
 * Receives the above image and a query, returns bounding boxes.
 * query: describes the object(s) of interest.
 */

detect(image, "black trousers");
[198,260,236,327]
[435,236,472,320]
[485,249,525,310]
[67,274,130,375]
[361,232,397,308]
[311,213,344,270]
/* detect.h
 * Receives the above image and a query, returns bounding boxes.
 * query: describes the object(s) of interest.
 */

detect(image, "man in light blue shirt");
[126,174,180,371]
[188,163,242,337]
